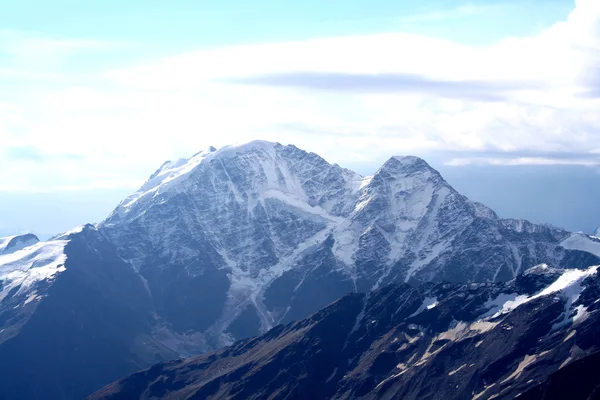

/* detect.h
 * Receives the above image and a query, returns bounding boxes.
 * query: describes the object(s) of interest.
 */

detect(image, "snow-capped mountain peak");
[0,233,39,255]
[103,141,362,225]
[5,141,600,399]
[0,237,67,304]
[96,141,600,352]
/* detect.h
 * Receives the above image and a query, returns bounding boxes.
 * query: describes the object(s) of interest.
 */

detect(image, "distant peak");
[52,224,96,241]
[366,156,448,192]
[210,140,280,159]
[523,263,561,276]
[0,233,40,255]
[191,145,219,159]
[377,155,438,176]
[391,155,427,165]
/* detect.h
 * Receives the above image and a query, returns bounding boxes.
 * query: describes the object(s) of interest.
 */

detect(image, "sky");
[1,0,599,236]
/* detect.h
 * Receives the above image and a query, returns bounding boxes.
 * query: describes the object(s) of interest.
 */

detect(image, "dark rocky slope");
[90,264,600,400]
[0,226,176,400]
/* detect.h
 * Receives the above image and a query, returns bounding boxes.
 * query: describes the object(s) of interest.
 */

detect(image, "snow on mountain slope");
[0,234,39,255]
[98,140,600,352]
[0,224,179,400]
[561,233,600,257]
[482,265,598,321]
[331,155,463,289]
[0,226,100,312]
[101,141,366,351]
[0,237,66,304]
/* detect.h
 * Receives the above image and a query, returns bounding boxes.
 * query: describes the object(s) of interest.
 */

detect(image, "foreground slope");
[91,264,600,400]
[99,141,600,351]
[0,226,176,400]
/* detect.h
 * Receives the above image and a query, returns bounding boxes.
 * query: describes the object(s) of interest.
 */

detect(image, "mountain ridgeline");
[99,141,599,351]
[1,141,600,399]
[90,265,600,400]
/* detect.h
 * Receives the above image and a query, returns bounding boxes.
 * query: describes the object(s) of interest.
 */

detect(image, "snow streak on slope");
[97,140,600,351]
[331,156,449,273]
[482,265,598,319]
[114,147,218,213]
[0,239,68,303]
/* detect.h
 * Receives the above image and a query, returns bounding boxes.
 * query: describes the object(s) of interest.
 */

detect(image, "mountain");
[89,264,600,400]
[3,140,600,399]
[99,141,600,352]
[0,233,39,255]
[594,226,600,238]
[0,226,176,400]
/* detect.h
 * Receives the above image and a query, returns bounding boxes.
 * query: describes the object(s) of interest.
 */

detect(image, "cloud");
[4,146,84,162]
[0,179,144,193]
[445,150,600,166]
[2,0,600,192]
[228,72,539,101]
[103,2,597,91]
[4,146,45,161]
[445,157,600,167]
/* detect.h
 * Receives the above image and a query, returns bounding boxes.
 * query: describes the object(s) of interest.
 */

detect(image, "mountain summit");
[98,141,599,351]
[0,233,39,255]
[2,141,600,399]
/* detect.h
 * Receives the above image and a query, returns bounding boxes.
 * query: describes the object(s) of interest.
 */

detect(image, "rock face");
[3,141,600,399]
[99,141,600,351]
[0,226,176,400]
[518,349,600,399]
[89,264,600,400]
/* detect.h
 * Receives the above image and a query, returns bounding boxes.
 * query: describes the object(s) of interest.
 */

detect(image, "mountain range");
[1,141,599,399]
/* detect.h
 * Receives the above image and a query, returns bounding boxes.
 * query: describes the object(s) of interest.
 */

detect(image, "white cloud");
[1,0,600,192]
[0,179,144,193]
[103,1,598,88]
[445,157,600,167]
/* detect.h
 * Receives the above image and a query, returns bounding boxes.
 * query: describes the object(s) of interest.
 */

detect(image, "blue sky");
[1,1,573,46]
[1,0,599,236]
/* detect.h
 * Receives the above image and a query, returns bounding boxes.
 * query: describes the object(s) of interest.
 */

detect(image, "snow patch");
[560,233,600,258]
[0,234,39,255]
[409,297,438,317]
[0,239,69,303]
[482,266,599,319]
[262,189,344,224]
[53,224,92,240]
